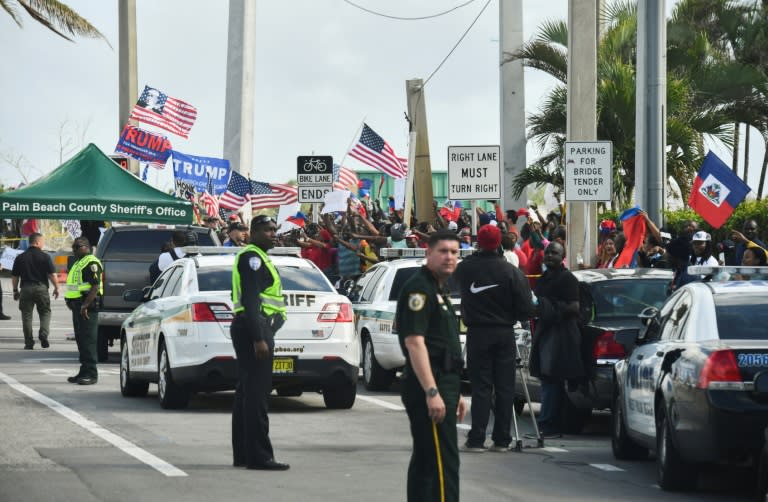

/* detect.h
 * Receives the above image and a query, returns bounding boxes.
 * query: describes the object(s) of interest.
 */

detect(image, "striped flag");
[250,181,298,209]
[333,163,359,191]
[129,85,197,139]
[201,176,220,218]
[219,171,251,210]
[348,124,407,179]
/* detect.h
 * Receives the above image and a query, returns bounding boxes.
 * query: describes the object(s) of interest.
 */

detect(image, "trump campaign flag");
[129,85,198,139]
[688,152,751,228]
[613,207,647,268]
[171,150,231,195]
[115,124,172,168]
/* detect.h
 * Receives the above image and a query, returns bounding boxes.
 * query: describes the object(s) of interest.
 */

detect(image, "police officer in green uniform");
[396,230,468,502]
[64,237,103,385]
[230,214,289,471]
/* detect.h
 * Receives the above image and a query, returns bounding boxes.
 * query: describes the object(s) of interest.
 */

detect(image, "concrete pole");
[634,0,666,225]
[403,132,417,230]
[406,79,435,226]
[566,0,598,269]
[118,0,138,175]
[223,0,257,180]
[499,0,527,214]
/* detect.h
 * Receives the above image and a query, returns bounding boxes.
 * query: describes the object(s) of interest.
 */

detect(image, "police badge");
[408,293,426,312]
[90,264,98,273]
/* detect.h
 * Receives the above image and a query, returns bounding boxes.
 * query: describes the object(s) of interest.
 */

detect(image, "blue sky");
[2,0,759,199]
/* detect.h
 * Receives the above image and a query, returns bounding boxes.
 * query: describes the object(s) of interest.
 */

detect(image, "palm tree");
[507,0,758,207]
[1,0,109,45]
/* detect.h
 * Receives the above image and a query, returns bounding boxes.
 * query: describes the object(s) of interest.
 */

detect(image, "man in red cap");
[454,224,533,452]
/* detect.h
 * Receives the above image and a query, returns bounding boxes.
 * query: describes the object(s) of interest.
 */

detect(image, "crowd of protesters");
[198,194,768,294]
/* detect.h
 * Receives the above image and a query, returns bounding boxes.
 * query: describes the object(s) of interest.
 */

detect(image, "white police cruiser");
[119,247,358,410]
[612,266,768,491]
[351,248,470,391]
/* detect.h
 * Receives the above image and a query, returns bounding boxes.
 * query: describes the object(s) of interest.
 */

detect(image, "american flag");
[250,181,298,210]
[129,85,197,139]
[348,124,407,179]
[219,171,251,210]
[201,176,220,218]
[333,163,359,191]
[182,187,202,224]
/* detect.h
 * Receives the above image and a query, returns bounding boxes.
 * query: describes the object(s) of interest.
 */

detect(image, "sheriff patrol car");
[351,248,470,391]
[119,247,358,410]
[612,266,768,492]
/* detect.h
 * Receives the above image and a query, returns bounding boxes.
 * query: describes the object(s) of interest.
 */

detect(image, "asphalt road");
[0,278,754,501]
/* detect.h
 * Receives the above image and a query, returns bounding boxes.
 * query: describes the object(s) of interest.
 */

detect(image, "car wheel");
[120,337,148,397]
[611,392,647,460]
[158,342,190,409]
[362,335,395,391]
[323,373,356,409]
[560,393,591,434]
[656,401,697,491]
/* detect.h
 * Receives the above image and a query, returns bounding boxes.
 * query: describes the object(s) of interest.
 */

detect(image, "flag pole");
[337,117,366,172]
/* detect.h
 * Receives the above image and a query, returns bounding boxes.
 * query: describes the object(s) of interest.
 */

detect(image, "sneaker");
[462,441,487,453]
[67,375,81,384]
[40,338,50,349]
[489,443,510,452]
[0,313,11,320]
[76,377,98,385]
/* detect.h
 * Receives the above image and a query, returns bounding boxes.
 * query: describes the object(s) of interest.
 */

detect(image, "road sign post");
[297,156,333,203]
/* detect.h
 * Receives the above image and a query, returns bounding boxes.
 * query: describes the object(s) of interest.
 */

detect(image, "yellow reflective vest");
[232,244,286,319]
[64,254,103,299]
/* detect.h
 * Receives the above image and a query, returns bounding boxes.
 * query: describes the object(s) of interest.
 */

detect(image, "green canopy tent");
[0,144,192,224]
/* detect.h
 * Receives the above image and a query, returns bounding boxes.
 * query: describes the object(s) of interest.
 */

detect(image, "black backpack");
[149,248,179,285]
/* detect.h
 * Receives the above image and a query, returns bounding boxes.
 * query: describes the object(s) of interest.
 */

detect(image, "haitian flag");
[688,152,751,228]
[613,206,647,268]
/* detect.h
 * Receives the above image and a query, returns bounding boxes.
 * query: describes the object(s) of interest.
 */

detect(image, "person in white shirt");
[690,231,719,266]
[158,231,188,272]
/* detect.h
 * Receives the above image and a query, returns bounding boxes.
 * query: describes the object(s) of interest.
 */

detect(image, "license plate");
[272,358,294,374]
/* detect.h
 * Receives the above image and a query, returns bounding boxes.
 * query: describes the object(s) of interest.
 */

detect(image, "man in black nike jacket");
[455,224,533,451]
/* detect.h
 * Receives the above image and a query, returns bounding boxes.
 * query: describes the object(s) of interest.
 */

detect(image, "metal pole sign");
[447,145,501,200]
[564,141,612,201]
[297,156,333,203]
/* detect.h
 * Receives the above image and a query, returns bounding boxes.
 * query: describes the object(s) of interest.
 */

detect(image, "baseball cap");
[477,224,501,251]
[599,219,617,234]
[515,208,529,217]
[691,231,711,242]
[228,222,246,233]
[447,221,458,232]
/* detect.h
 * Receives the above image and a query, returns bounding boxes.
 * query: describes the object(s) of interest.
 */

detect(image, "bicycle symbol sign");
[297,156,333,175]
[297,155,334,203]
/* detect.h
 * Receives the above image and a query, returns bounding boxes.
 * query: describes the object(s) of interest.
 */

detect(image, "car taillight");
[592,331,625,360]
[698,350,743,389]
[192,302,233,322]
[317,303,353,323]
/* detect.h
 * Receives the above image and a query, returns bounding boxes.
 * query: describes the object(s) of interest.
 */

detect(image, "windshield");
[388,267,461,301]
[589,279,669,320]
[197,265,333,293]
[715,294,768,340]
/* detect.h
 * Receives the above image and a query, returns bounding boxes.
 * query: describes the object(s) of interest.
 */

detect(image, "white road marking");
[356,394,405,411]
[542,447,568,452]
[22,357,79,363]
[590,463,625,472]
[0,370,187,477]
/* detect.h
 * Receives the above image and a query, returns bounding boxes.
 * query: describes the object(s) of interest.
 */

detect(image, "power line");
[341,0,478,21]
[422,0,492,86]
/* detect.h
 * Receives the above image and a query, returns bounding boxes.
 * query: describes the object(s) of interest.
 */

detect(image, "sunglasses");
[253,215,276,225]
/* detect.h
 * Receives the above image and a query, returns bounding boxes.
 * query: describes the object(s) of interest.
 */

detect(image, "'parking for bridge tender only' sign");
[564,141,612,202]
[447,145,501,200]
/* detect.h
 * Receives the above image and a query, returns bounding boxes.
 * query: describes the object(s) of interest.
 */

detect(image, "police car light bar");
[380,248,475,259]
[181,246,301,257]
[688,265,768,281]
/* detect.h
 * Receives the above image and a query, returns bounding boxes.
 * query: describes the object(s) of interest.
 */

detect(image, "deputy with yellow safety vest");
[230,214,289,471]
[64,237,103,385]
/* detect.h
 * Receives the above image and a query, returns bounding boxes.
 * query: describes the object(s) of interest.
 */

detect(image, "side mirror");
[122,289,144,302]
[637,306,659,327]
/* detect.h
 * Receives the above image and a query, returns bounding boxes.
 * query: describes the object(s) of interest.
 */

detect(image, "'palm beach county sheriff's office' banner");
[171,150,231,195]
[1,200,191,223]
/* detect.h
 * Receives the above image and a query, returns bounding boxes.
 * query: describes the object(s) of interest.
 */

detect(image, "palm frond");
[0,0,23,26]
[18,0,111,47]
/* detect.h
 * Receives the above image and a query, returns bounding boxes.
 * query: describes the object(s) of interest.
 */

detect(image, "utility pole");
[566,0,598,269]
[499,0,527,214]
[634,0,666,225]
[118,0,138,175]
[406,79,435,225]
[223,0,257,180]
